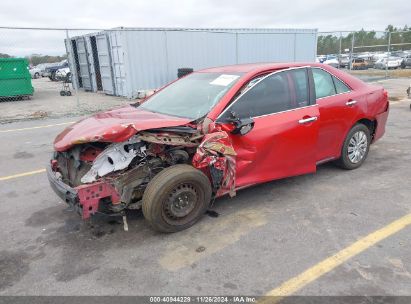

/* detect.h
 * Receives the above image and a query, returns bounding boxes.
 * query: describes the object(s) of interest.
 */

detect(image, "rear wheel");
[336,124,371,170]
[142,164,211,233]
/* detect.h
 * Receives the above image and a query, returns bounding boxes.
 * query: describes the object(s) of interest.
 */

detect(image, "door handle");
[346,100,357,106]
[298,116,318,124]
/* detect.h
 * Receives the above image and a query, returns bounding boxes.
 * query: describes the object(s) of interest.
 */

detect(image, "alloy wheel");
[347,130,368,163]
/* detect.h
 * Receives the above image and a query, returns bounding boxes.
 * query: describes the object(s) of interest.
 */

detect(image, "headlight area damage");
[47,126,236,221]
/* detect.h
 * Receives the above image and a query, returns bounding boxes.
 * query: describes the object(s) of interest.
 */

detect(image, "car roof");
[198,62,322,73]
[198,61,368,90]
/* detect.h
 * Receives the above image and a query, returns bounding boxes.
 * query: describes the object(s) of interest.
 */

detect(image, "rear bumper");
[47,164,121,219]
[373,104,390,142]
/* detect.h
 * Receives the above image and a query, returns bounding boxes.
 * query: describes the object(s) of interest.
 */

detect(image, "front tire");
[336,124,371,170]
[142,164,212,233]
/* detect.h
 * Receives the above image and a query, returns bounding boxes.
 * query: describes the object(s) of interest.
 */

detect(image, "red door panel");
[316,92,367,161]
[228,105,320,188]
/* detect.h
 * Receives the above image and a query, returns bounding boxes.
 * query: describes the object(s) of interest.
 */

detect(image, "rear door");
[96,34,115,95]
[218,67,320,188]
[75,37,93,91]
[312,67,364,162]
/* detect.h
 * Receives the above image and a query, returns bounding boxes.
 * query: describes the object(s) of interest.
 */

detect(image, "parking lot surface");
[0,78,129,123]
[0,99,410,296]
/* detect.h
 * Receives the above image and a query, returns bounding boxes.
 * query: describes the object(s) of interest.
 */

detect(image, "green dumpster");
[0,58,34,98]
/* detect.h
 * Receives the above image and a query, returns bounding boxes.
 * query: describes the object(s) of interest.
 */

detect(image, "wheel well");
[356,119,377,138]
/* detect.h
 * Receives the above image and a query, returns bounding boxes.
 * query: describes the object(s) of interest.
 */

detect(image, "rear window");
[333,76,350,94]
[312,68,336,99]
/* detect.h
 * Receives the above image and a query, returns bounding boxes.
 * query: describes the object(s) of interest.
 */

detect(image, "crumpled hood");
[54,105,192,151]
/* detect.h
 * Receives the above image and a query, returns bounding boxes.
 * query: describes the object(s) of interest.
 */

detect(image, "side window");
[312,68,336,99]
[227,71,291,118]
[223,68,310,119]
[333,76,350,94]
[290,68,309,107]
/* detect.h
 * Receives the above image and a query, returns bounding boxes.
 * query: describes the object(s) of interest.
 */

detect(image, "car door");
[217,67,320,188]
[312,67,362,162]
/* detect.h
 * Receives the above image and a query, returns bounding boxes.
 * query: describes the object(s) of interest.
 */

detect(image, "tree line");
[0,53,67,66]
[318,25,411,55]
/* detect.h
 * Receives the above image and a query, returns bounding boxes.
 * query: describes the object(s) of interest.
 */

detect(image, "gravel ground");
[0,77,131,123]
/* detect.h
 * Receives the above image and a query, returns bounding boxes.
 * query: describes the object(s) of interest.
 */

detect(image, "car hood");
[54,105,193,151]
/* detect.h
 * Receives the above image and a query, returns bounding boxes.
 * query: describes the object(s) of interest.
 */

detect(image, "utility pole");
[385,31,391,78]
[349,32,355,71]
[65,29,80,108]
[338,32,342,69]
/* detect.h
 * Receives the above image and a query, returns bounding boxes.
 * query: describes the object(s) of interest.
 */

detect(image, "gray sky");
[1,0,409,56]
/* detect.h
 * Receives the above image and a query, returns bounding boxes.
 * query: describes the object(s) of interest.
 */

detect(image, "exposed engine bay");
[50,126,236,219]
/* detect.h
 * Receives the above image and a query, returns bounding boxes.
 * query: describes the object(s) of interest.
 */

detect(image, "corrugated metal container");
[66,28,317,98]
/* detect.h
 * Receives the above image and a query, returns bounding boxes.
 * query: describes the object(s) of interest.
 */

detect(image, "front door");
[218,68,320,188]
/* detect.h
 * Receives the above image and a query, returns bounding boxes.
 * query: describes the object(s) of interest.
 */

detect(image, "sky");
[0,0,409,56]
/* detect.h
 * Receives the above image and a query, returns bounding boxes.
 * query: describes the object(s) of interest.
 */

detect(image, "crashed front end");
[48,127,202,219]
[47,124,236,220]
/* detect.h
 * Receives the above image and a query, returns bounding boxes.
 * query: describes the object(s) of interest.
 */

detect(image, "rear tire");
[335,124,371,170]
[142,164,211,233]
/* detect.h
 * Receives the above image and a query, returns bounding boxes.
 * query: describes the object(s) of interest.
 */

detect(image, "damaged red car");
[48,63,389,232]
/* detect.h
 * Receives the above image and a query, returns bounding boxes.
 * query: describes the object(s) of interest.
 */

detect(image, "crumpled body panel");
[54,105,192,152]
[192,131,236,197]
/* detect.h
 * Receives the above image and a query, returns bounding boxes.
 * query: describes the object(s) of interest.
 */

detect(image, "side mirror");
[218,111,255,136]
[230,117,255,136]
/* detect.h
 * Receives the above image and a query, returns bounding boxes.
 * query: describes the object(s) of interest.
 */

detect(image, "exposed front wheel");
[142,164,212,233]
[336,124,371,170]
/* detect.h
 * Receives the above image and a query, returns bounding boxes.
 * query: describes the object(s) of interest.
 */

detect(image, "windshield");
[140,72,243,120]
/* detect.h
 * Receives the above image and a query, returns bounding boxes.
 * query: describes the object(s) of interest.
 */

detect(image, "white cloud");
[0,0,409,56]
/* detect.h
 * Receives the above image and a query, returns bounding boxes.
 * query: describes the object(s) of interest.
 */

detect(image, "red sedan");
[48,62,389,232]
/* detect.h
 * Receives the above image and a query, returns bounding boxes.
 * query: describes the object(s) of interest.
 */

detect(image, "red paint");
[80,147,103,162]
[52,62,389,208]
[54,105,192,152]
[76,182,120,219]
[220,105,320,188]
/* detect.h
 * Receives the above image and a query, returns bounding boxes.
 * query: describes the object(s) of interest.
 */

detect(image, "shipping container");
[66,28,317,99]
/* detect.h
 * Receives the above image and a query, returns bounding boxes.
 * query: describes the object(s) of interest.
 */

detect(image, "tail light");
[383,89,388,100]
[383,90,389,111]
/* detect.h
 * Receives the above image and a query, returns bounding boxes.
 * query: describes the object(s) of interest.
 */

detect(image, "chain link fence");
[1,27,410,122]
[0,27,131,122]
[317,30,411,80]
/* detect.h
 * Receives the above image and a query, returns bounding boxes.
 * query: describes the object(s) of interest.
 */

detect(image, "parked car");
[323,56,339,68]
[338,55,350,68]
[401,54,411,69]
[29,66,42,79]
[55,67,71,81]
[47,63,389,232]
[374,57,402,69]
[350,58,369,70]
[44,60,69,81]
